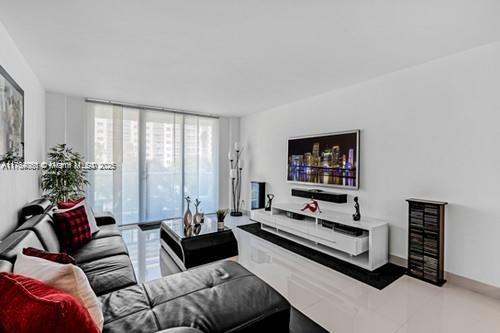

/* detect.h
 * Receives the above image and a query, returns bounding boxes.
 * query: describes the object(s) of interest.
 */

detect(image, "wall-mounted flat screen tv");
[287,130,359,189]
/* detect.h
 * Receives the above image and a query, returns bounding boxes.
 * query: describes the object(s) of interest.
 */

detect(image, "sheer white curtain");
[87,102,219,225]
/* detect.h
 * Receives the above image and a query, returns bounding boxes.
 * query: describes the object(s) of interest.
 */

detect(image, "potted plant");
[41,144,89,203]
[216,209,228,230]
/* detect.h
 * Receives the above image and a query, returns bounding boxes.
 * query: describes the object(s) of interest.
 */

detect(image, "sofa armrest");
[94,212,117,226]
[21,198,53,221]
[156,328,203,333]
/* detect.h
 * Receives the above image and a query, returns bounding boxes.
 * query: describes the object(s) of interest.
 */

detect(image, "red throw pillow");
[53,205,92,252]
[57,197,85,209]
[23,247,76,265]
[0,272,100,333]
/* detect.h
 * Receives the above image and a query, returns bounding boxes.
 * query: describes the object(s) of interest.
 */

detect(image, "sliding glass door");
[88,102,219,226]
[184,116,219,214]
[143,111,183,222]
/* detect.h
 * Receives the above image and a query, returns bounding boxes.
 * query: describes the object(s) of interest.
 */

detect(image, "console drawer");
[309,231,368,256]
[275,215,309,234]
[251,211,275,228]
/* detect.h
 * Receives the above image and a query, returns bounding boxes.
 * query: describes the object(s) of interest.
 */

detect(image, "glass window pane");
[93,105,114,212]
[184,116,199,201]
[122,108,140,224]
[144,111,183,221]
[184,116,219,214]
[90,102,219,224]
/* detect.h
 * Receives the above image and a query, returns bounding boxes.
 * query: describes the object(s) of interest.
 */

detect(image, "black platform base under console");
[238,223,405,290]
[292,188,347,204]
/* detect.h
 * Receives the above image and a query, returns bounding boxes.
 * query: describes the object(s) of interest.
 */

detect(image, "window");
[87,103,219,225]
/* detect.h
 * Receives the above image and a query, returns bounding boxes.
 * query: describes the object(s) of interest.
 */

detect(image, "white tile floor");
[122,216,500,333]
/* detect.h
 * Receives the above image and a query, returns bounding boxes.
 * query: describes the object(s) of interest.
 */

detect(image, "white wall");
[46,93,88,156]
[0,21,46,239]
[240,42,500,287]
[218,117,240,210]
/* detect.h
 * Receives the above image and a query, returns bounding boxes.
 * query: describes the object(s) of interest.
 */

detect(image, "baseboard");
[444,271,500,300]
[389,254,407,267]
[389,255,500,299]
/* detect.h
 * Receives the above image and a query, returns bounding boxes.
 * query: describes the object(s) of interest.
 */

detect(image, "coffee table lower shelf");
[159,218,238,275]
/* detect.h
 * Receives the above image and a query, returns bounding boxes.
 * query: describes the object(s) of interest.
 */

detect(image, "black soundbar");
[291,188,347,204]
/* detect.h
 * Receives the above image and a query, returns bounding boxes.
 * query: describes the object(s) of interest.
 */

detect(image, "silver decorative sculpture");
[183,196,193,228]
[193,198,203,225]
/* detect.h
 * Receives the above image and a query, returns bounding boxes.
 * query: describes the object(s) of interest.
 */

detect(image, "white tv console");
[250,203,388,271]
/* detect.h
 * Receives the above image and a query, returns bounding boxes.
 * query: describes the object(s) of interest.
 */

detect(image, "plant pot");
[217,220,225,230]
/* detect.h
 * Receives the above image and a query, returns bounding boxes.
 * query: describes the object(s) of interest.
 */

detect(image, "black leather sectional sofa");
[0,199,291,333]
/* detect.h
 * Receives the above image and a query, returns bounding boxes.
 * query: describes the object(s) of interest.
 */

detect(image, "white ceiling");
[1,0,499,116]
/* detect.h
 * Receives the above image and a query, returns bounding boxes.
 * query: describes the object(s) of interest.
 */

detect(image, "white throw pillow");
[56,199,100,234]
[14,253,103,331]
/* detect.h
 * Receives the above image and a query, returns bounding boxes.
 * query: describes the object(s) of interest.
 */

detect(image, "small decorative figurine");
[265,194,275,211]
[301,199,322,213]
[353,196,361,221]
[193,198,203,225]
[183,196,193,228]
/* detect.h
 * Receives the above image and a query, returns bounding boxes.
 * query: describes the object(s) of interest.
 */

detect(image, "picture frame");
[0,65,25,162]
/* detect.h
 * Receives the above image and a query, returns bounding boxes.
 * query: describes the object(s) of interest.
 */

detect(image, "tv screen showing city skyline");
[287,130,359,189]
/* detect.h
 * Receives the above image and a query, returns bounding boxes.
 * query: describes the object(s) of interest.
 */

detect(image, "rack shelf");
[406,199,447,286]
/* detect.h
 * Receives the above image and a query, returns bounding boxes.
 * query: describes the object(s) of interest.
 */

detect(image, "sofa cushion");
[58,198,100,234]
[0,260,13,273]
[72,236,128,264]
[14,253,104,330]
[0,272,100,333]
[53,205,92,252]
[100,284,161,333]
[156,329,204,333]
[100,284,152,324]
[0,230,45,263]
[92,223,122,239]
[16,214,61,252]
[146,261,290,332]
[23,247,76,264]
[79,254,137,296]
[99,261,290,333]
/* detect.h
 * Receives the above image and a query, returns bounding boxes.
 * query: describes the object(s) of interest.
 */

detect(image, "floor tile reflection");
[121,226,161,283]
[121,218,500,333]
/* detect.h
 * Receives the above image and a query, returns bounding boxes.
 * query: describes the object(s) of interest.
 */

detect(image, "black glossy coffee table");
[160,216,238,273]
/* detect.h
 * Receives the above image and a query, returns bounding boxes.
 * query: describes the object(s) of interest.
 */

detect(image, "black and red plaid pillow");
[22,247,76,264]
[53,205,92,253]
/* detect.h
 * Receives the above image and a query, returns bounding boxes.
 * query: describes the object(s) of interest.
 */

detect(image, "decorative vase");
[193,199,202,225]
[183,196,193,228]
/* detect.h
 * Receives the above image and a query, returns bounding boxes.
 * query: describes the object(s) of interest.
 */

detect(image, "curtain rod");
[85,98,220,119]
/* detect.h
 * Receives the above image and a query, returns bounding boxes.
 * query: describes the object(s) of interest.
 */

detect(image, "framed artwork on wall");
[0,65,24,162]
